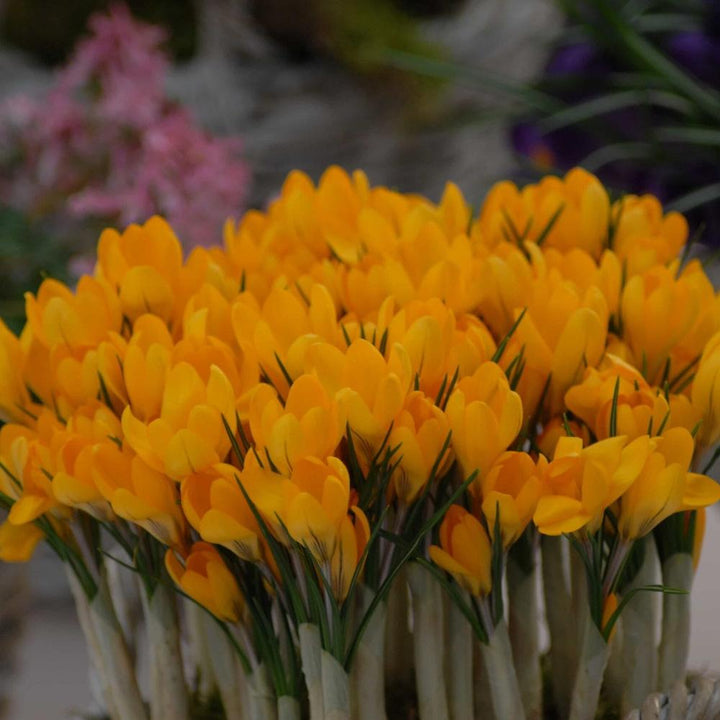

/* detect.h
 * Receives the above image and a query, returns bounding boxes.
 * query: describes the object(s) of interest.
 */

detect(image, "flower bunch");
[0,4,249,254]
[1,166,720,720]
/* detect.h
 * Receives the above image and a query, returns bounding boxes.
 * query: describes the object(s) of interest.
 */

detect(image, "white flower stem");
[278,695,301,720]
[299,623,325,720]
[507,557,542,720]
[568,609,609,720]
[200,608,249,719]
[445,594,473,720]
[472,639,493,719]
[106,548,141,663]
[350,586,387,720]
[89,571,149,720]
[321,649,351,720]
[618,537,658,716]
[384,568,413,688]
[65,566,119,719]
[185,601,215,699]
[657,552,693,692]
[141,583,190,720]
[541,536,574,718]
[407,564,449,720]
[480,619,526,720]
[249,662,278,720]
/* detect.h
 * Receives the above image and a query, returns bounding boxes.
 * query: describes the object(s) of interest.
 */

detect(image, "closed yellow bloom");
[122,314,173,422]
[25,276,122,353]
[182,280,237,351]
[181,463,262,562]
[611,194,687,276]
[337,256,414,320]
[96,216,184,324]
[445,361,523,480]
[0,521,44,562]
[248,374,343,474]
[479,451,545,548]
[121,361,236,481]
[283,456,352,564]
[8,410,67,526]
[543,247,623,316]
[224,170,328,297]
[617,427,720,539]
[0,423,34,499]
[232,283,340,398]
[692,329,720,447]
[51,402,122,519]
[429,504,492,597]
[534,434,653,536]
[565,355,670,440]
[476,167,610,258]
[620,265,702,384]
[306,339,412,465]
[513,264,608,416]
[414,234,486,315]
[92,443,187,548]
[475,241,534,338]
[166,542,244,623]
[388,391,453,505]
[384,298,495,399]
[536,416,589,459]
[330,507,370,601]
[174,308,259,418]
[0,320,34,424]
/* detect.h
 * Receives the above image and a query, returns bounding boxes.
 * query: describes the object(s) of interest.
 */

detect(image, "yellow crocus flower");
[231,283,340,398]
[611,194,687,276]
[330,507,370,601]
[429,504,492,597]
[388,391,453,506]
[445,361,523,480]
[536,416,589,459]
[121,361,236,481]
[96,216,184,324]
[384,298,495,400]
[617,428,720,540]
[691,329,720,448]
[475,241,534,339]
[512,264,608,416]
[306,339,412,465]
[122,314,173,423]
[25,276,122,353]
[620,265,701,384]
[92,443,187,548]
[283,456,352,565]
[7,410,68,526]
[0,521,44,562]
[51,402,122,519]
[181,463,262,562]
[479,451,545,548]
[565,355,671,440]
[0,320,34,424]
[533,434,652,536]
[248,374,343,475]
[475,167,610,258]
[166,542,244,623]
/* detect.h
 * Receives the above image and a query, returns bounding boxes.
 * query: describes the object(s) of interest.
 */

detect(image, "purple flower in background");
[665,31,720,85]
[0,3,250,255]
[545,42,607,78]
[510,3,720,244]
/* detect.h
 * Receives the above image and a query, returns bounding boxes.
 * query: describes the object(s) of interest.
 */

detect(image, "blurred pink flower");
[0,3,249,252]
